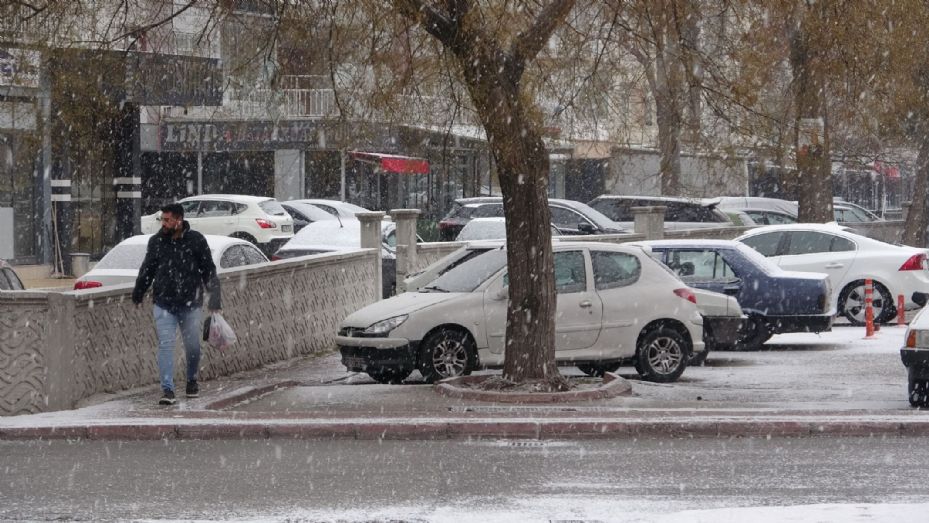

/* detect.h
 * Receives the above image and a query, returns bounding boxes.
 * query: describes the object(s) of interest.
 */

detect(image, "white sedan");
[73,234,268,290]
[336,242,705,384]
[736,223,929,325]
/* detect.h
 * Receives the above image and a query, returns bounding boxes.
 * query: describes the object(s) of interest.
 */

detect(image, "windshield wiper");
[421,284,450,293]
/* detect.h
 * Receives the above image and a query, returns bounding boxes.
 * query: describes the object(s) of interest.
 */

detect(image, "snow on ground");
[139,501,929,522]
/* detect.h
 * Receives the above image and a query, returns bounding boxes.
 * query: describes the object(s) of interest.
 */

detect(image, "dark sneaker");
[158,391,176,405]
[185,381,200,398]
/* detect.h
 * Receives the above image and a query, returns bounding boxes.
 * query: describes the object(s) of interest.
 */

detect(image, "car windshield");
[423,249,507,293]
[93,244,148,270]
[561,201,617,228]
[258,200,288,216]
[284,202,335,222]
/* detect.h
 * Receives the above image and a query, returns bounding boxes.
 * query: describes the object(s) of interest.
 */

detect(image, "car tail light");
[74,281,102,290]
[899,253,928,271]
[271,254,281,261]
[907,330,917,348]
[438,220,454,229]
[255,218,277,229]
[673,288,697,304]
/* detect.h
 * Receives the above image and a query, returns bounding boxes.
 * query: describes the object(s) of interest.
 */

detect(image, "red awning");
[350,151,430,174]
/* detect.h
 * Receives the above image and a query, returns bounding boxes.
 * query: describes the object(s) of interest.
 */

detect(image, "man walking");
[132,203,222,405]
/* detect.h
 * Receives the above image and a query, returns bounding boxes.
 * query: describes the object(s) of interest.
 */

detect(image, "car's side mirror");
[913,292,929,307]
[493,287,509,301]
[577,222,597,234]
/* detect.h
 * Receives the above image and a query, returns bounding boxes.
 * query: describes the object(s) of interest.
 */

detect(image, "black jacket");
[132,221,222,312]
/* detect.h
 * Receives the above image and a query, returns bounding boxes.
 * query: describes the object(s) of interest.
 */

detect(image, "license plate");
[343,356,367,370]
[281,225,292,232]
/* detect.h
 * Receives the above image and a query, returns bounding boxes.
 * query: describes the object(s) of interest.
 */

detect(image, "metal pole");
[340,149,346,201]
[197,150,203,194]
[39,54,52,264]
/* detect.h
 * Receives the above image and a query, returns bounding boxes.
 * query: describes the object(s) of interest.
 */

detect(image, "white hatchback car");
[73,234,268,290]
[736,223,929,325]
[336,242,705,384]
[141,195,294,255]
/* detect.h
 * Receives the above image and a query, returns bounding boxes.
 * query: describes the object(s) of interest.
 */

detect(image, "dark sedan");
[641,240,834,349]
[438,197,626,240]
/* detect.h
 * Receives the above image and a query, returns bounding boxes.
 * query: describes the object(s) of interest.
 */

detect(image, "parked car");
[588,195,733,230]
[641,239,834,350]
[438,197,626,240]
[0,259,25,291]
[290,199,372,220]
[272,219,402,298]
[736,223,929,325]
[73,234,269,290]
[336,241,705,384]
[902,292,929,408]
[715,196,882,225]
[280,201,336,233]
[141,195,294,255]
[455,217,562,241]
[406,241,738,366]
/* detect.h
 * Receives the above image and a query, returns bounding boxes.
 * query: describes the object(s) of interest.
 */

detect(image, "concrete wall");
[608,148,748,197]
[0,250,377,415]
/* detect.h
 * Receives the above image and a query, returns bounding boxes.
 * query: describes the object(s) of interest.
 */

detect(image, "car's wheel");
[633,325,689,383]
[577,362,621,377]
[734,315,771,351]
[418,328,475,383]
[909,373,929,408]
[367,368,412,384]
[230,232,258,245]
[839,280,895,326]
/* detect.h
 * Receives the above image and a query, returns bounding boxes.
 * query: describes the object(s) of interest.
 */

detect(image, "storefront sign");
[159,121,401,152]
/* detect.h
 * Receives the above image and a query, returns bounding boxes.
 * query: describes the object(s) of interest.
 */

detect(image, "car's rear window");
[259,200,288,216]
[94,245,149,270]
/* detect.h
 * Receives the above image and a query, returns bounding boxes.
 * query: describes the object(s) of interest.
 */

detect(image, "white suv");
[141,195,294,255]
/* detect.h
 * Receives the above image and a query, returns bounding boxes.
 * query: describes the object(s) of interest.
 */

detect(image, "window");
[198,200,235,218]
[550,206,591,230]
[765,212,796,225]
[313,203,337,216]
[830,236,856,252]
[667,250,737,281]
[553,251,587,294]
[241,245,268,265]
[220,245,248,268]
[0,269,12,290]
[741,232,783,257]
[180,201,201,214]
[591,251,641,290]
[471,204,504,218]
[784,231,834,255]
[258,200,288,216]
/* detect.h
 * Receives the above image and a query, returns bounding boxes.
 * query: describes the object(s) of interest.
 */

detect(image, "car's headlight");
[364,315,408,335]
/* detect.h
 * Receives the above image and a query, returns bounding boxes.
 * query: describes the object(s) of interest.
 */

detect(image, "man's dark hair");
[161,203,185,218]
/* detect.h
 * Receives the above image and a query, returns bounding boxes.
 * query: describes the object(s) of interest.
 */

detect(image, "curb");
[4,419,929,441]
[434,372,631,403]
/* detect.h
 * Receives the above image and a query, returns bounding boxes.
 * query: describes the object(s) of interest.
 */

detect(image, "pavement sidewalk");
[2,350,929,441]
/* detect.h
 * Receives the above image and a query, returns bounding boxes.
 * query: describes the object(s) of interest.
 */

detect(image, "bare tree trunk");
[394,0,573,387]
[654,30,684,196]
[903,139,929,247]
[789,11,834,223]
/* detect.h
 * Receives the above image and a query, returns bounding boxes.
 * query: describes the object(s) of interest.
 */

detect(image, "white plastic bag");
[208,312,237,351]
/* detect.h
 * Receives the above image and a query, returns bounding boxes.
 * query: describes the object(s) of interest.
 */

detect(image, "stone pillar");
[632,205,667,240]
[356,211,385,301]
[390,208,420,293]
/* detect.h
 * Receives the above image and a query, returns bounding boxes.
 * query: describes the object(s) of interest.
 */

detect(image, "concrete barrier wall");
[0,250,378,416]
[412,242,466,273]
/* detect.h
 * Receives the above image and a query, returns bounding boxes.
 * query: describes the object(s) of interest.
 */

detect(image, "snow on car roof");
[281,219,394,249]
[179,194,275,203]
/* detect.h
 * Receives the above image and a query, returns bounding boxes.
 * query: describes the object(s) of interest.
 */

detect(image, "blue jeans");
[153,304,202,393]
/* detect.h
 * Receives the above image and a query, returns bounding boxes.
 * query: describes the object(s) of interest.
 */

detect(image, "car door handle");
[579,300,593,308]
[824,263,844,269]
